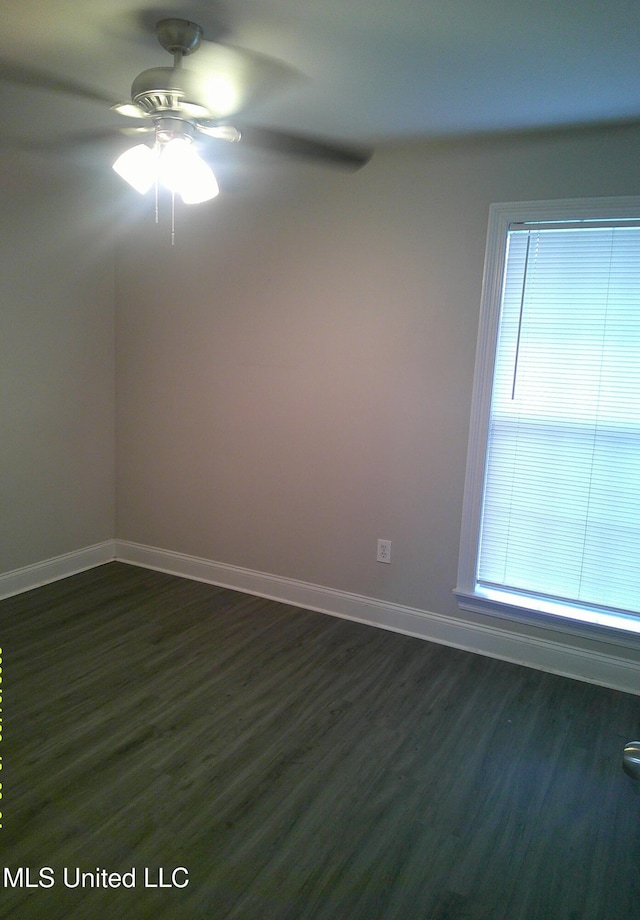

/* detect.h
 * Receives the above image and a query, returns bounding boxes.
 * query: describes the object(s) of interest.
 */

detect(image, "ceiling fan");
[1,17,372,176]
[110,17,371,207]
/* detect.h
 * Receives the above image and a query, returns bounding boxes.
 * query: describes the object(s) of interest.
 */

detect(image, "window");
[456,198,640,636]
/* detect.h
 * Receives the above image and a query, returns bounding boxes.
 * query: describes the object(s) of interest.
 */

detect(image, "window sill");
[454,586,640,650]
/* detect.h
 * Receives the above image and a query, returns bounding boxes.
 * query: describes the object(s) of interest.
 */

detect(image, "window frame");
[455,196,640,642]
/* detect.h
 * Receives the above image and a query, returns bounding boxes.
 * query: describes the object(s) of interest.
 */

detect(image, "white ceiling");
[3,0,640,159]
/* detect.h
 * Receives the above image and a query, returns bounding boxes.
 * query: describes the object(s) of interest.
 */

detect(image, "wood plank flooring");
[0,562,638,919]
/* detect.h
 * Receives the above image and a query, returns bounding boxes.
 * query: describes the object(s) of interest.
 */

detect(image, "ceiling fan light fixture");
[112,143,156,194]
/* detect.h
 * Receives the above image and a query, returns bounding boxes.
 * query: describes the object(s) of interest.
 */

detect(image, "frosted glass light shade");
[179,152,219,203]
[159,138,219,204]
[112,144,156,194]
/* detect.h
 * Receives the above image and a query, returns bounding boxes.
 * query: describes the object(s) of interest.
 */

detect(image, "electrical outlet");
[377,539,392,563]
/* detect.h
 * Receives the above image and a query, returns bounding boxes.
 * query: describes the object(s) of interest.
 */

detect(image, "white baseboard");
[0,541,116,600]
[114,540,640,696]
[3,540,636,695]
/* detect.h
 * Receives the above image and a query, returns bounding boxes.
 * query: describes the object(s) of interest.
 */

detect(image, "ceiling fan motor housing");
[129,20,211,118]
[131,66,208,117]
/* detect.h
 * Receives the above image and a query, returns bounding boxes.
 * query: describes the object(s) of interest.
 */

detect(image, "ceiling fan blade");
[120,125,155,137]
[0,58,117,107]
[111,101,151,119]
[235,126,372,170]
[196,122,241,142]
[1,128,138,156]
[186,42,298,119]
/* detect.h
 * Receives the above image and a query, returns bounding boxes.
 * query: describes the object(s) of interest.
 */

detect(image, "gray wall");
[0,155,116,572]
[2,125,639,626]
[115,123,640,618]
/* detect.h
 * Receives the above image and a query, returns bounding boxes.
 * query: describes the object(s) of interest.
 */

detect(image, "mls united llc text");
[2,867,189,889]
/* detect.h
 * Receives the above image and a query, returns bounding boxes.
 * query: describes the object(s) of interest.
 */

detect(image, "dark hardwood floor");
[0,562,638,919]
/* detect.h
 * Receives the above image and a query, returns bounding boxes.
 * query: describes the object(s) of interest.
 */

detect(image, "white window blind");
[477,220,640,618]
